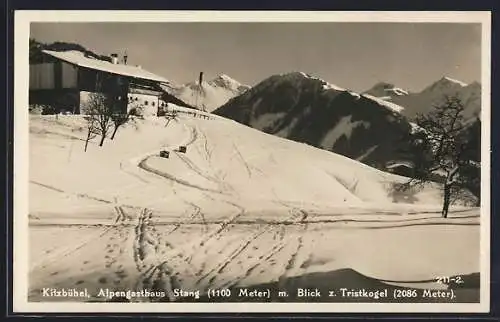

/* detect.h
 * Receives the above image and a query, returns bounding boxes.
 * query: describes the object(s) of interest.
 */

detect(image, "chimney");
[110,53,118,64]
[123,51,128,65]
[136,65,142,69]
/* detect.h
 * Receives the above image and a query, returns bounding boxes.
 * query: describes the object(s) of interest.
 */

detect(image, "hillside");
[214,72,418,171]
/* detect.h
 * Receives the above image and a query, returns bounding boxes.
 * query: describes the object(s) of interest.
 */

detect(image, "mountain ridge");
[214,71,416,172]
[363,76,481,120]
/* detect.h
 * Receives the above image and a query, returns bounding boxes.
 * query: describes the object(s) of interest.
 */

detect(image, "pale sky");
[30,22,482,93]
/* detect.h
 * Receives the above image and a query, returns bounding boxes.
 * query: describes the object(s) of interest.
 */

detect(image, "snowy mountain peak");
[372,76,482,120]
[215,71,418,173]
[162,74,250,113]
[419,76,470,97]
[442,76,468,87]
[391,88,409,96]
[215,73,235,82]
[280,72,346,92]
[208,74,250,93]
[277,73,407,113]
[363,82,409,99]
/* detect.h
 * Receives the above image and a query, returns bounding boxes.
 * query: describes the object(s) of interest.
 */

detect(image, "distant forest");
[29,38,112,64]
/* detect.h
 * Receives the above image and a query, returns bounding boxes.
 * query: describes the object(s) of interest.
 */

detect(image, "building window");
[152,101,155,106]
[145,101,148,106]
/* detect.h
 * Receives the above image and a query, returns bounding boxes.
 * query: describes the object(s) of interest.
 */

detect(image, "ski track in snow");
[28,115,480,302]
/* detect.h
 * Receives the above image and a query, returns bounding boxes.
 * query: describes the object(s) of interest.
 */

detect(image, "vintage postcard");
[13,10,491,313]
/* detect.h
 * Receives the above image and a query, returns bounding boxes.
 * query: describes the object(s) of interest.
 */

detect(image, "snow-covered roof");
[41,50,170,83]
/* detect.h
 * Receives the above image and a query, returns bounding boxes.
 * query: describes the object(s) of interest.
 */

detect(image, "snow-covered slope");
[29,113,448,216]
[27,114,479,303]
[364,77,481,120]
[162,74,250,112]
[214,72,414,171]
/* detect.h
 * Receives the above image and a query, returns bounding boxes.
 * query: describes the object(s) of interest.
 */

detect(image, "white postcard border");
[13,10,492,313]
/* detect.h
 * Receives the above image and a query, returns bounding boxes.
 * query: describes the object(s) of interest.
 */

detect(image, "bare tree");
[398,96,479,218]
[83,93,114,147]
[110,111,130,140]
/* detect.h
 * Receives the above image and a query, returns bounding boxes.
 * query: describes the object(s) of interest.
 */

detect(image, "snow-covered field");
[28,112,480,303]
